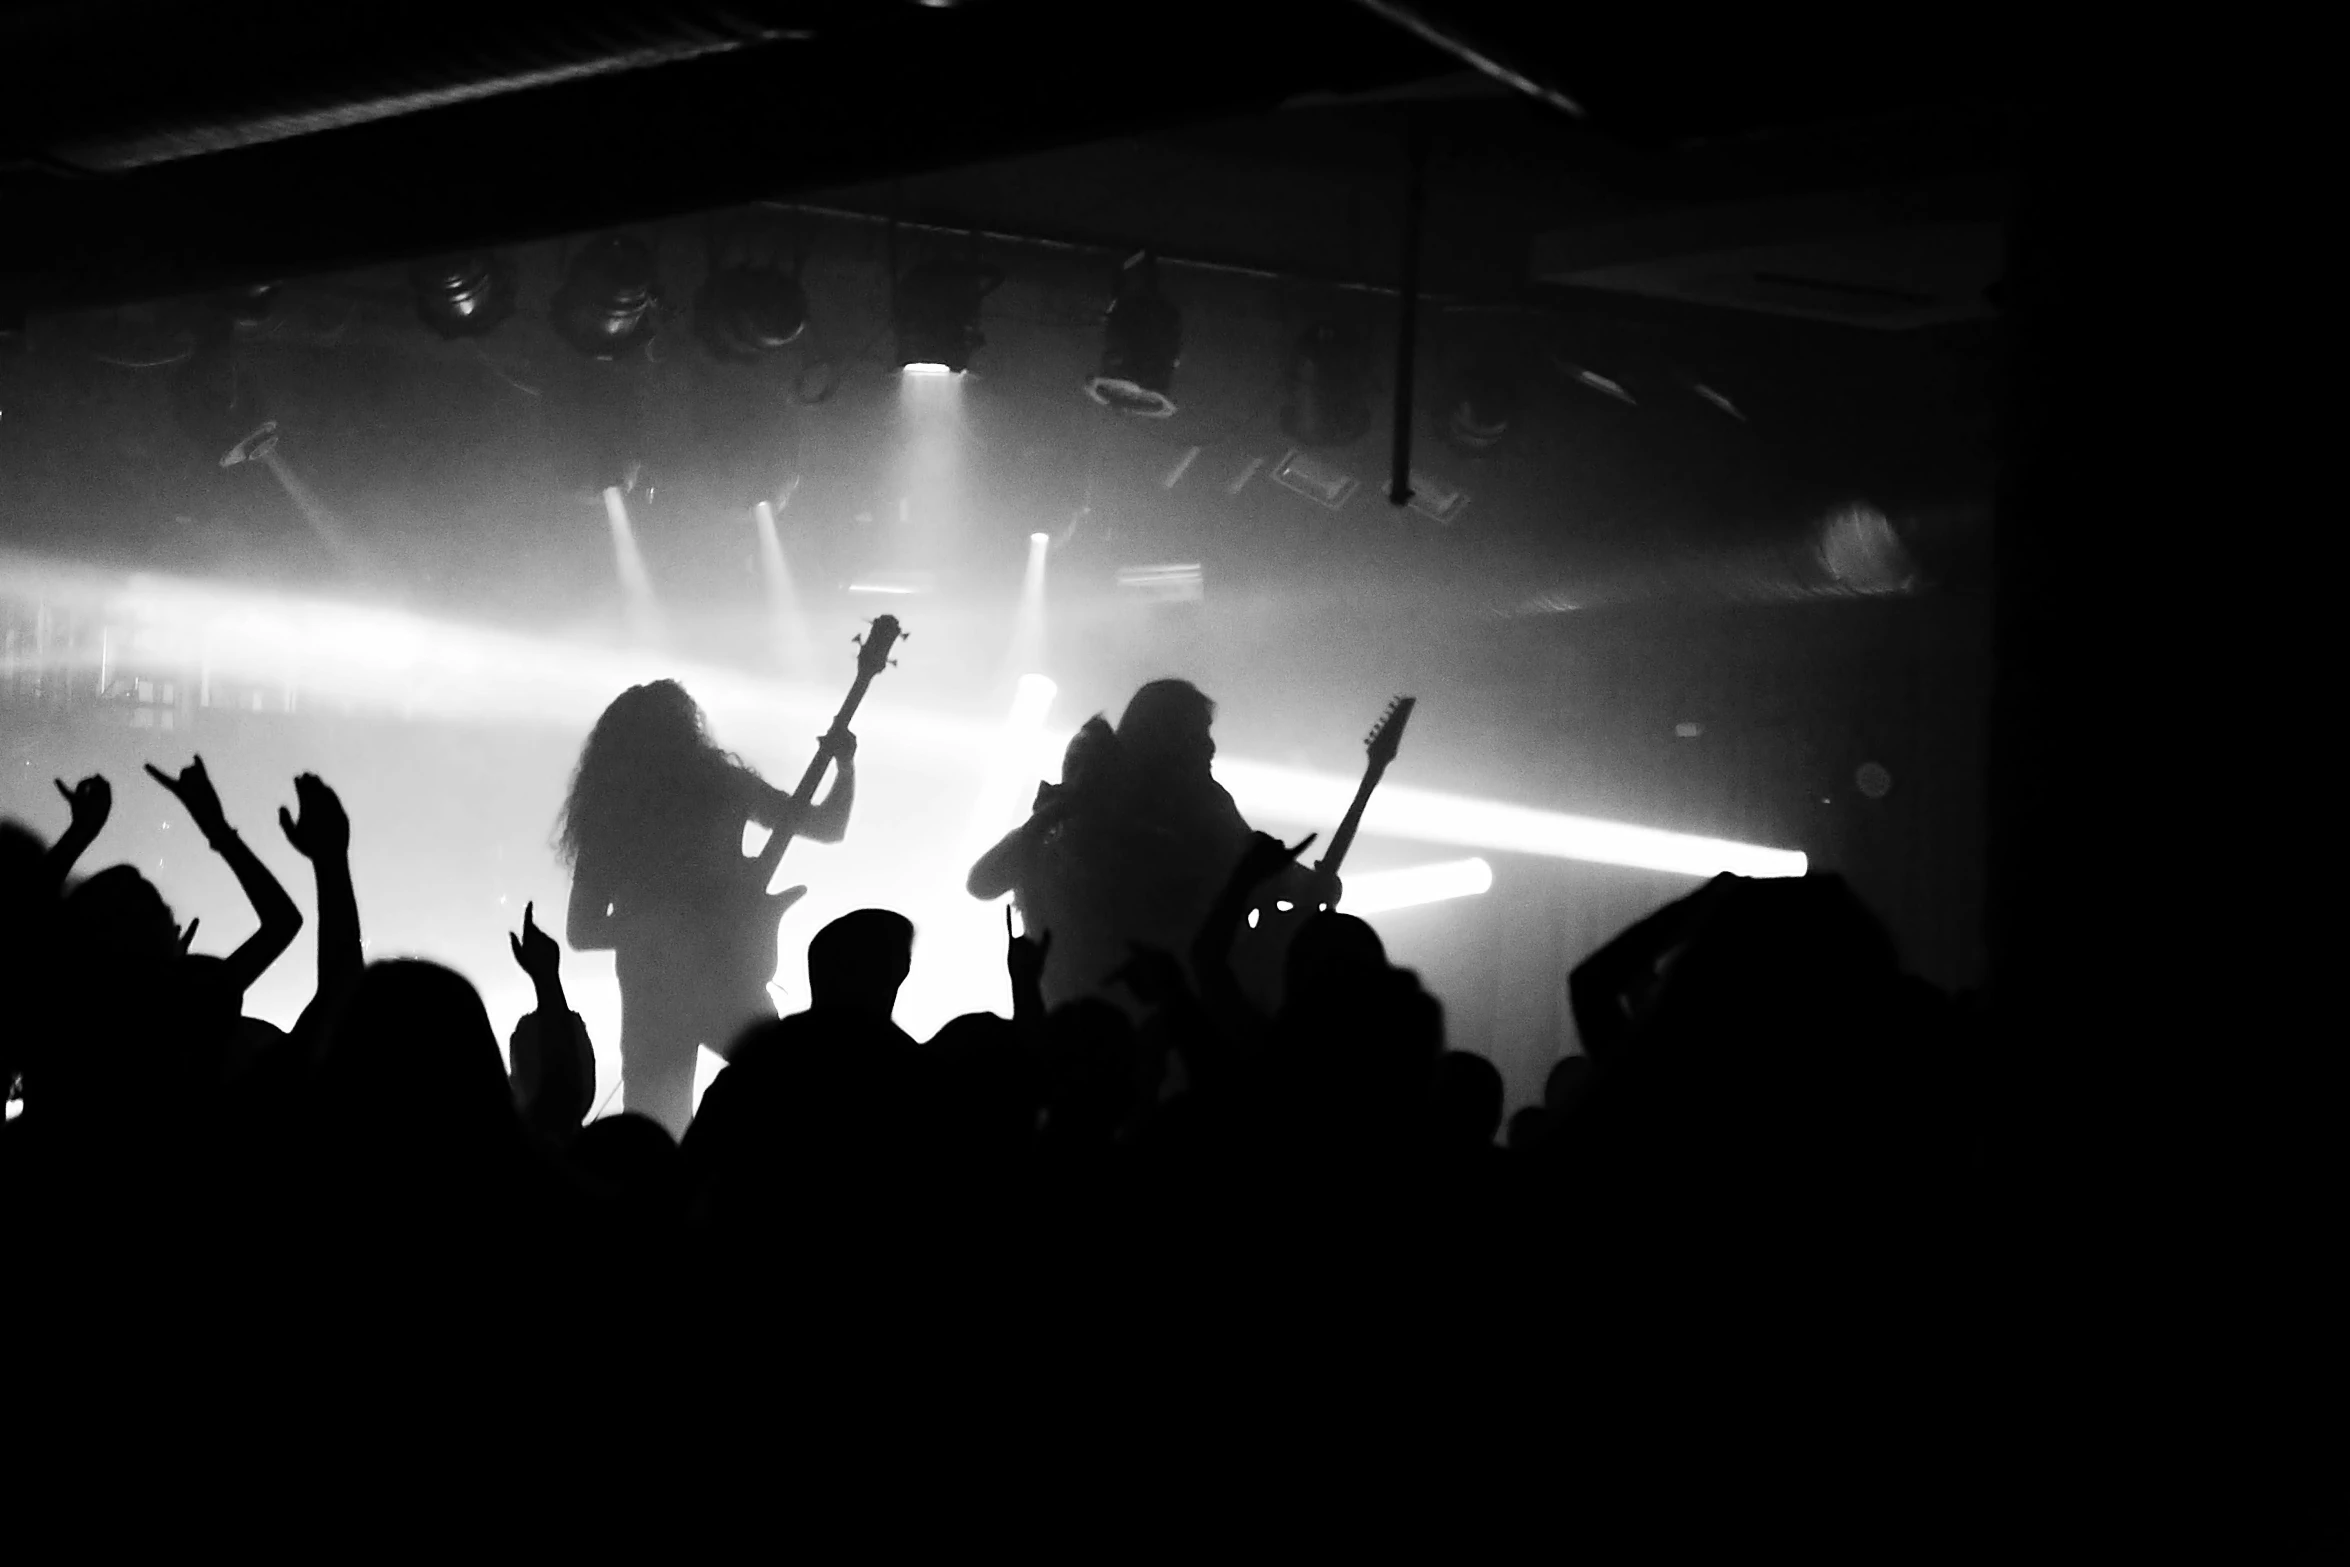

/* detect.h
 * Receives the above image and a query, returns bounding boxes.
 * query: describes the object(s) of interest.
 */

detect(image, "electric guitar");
[1302,694,1415,908]
[712,613,904,1017]
[1235,696,1415,997]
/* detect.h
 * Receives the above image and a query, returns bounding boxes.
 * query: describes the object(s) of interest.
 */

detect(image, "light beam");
[1339,857,1494,915]
[600,486,661,642]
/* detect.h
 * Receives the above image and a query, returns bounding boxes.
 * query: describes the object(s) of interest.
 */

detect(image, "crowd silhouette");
[2,734,2001,1456]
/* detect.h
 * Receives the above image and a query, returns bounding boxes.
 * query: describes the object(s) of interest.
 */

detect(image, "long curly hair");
[557,681,752,889]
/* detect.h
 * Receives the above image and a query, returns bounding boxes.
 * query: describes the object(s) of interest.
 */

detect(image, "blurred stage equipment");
[893,257,999,374]
[1085,252,1182,417]
[411,252,517,339]
[1444,364,1519,453]
[694,266,808,360]
[551,235,661,359]
[694,214,810,362]
[1280,321,1373,447]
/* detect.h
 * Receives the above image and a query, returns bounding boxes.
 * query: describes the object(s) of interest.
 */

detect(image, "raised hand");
[145,755,229,839]
[817,728,859,765]
[509,901,562,991]
[277,772,350,861]
[54,773,112,837]
[1006,904,1053,992]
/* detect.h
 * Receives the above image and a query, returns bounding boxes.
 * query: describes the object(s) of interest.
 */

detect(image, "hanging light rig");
[551,234,662,360]
[1387,113,1428,506]
[411,252,517,339]
[693,213,809,363]
[891,223,1000,375]
[1085,251,1182,418]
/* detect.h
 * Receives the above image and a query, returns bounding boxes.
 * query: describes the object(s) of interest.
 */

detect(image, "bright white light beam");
[600,486,661,641]
[1214,758,1807,880]
[1339,857,1495,915]
[751,497,812,673]
[1009,530,1049,677]
[959,674,1059,867]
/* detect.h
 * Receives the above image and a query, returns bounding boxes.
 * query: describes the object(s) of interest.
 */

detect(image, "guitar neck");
[790,673,877,807]
[749,672,877,885]
[1313,759,1388,882]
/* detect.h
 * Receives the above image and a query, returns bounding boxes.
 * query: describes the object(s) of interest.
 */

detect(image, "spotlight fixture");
[1444,366,1519,454]
[1085,255,1181,417]
[551,235,661,360]
[226,283,281,340]
[411,252,516,339]
[694,265,808,362]
[1279,322,1372,447]
[893,259,999,374]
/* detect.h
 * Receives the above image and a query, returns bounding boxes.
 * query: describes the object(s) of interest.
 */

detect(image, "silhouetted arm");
[753,730,858,846]
[1006,906,1050,1036]
[969,788,1065,899]
[147,757,303,995]
[278,774,360,1009]
[44,774,111,888]
[510,901,594,1143]
[1567,875,1733,1061]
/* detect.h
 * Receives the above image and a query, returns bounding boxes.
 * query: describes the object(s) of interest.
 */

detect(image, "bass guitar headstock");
[854,614,905,682]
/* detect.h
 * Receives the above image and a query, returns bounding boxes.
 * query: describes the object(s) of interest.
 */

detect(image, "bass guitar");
[711,613,904,1019]
[1234,695,1415,1000]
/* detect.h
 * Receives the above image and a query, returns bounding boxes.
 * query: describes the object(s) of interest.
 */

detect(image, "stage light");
[1815,503,1917,596]
[1269,449,1359,509]
[1445,366,1519,454]
[1280,322,1373,448]
[893,259,999,374]
[1213,758,1807,880]
[1085,255,1181,418]
[1008,531,1050,675]
[752,498,812,673]
[1340,858,1494,916]
[1115,563,1202,603]
[411,252,516,339]
[601,486,661,640]
[693,265,808,362]
[551,235,661,360]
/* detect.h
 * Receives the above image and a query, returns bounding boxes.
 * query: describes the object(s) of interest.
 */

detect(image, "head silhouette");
[1116,679,1216,776]
[807,909,915,1020]
[1282,911,1389,1016]
[316,959,518,1160]
[558,679,739,877]
[1433,1050,1506,1153]
[0,819,45,900]
[64,865,182,970]
[1060,715,1118,795]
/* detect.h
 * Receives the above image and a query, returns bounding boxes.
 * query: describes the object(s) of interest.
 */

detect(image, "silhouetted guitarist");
[557,660,879,1138]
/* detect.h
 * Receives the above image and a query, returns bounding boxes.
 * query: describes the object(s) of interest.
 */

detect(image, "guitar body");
[704,880,809,1050]
[1234,697,1415,1011]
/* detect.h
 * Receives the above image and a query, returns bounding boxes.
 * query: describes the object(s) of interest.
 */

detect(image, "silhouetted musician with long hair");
[969,678,1305,1010]
[559,680,855,1136]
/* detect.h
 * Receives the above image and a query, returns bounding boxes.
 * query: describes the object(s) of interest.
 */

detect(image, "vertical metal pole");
[1388,116,1427,507]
